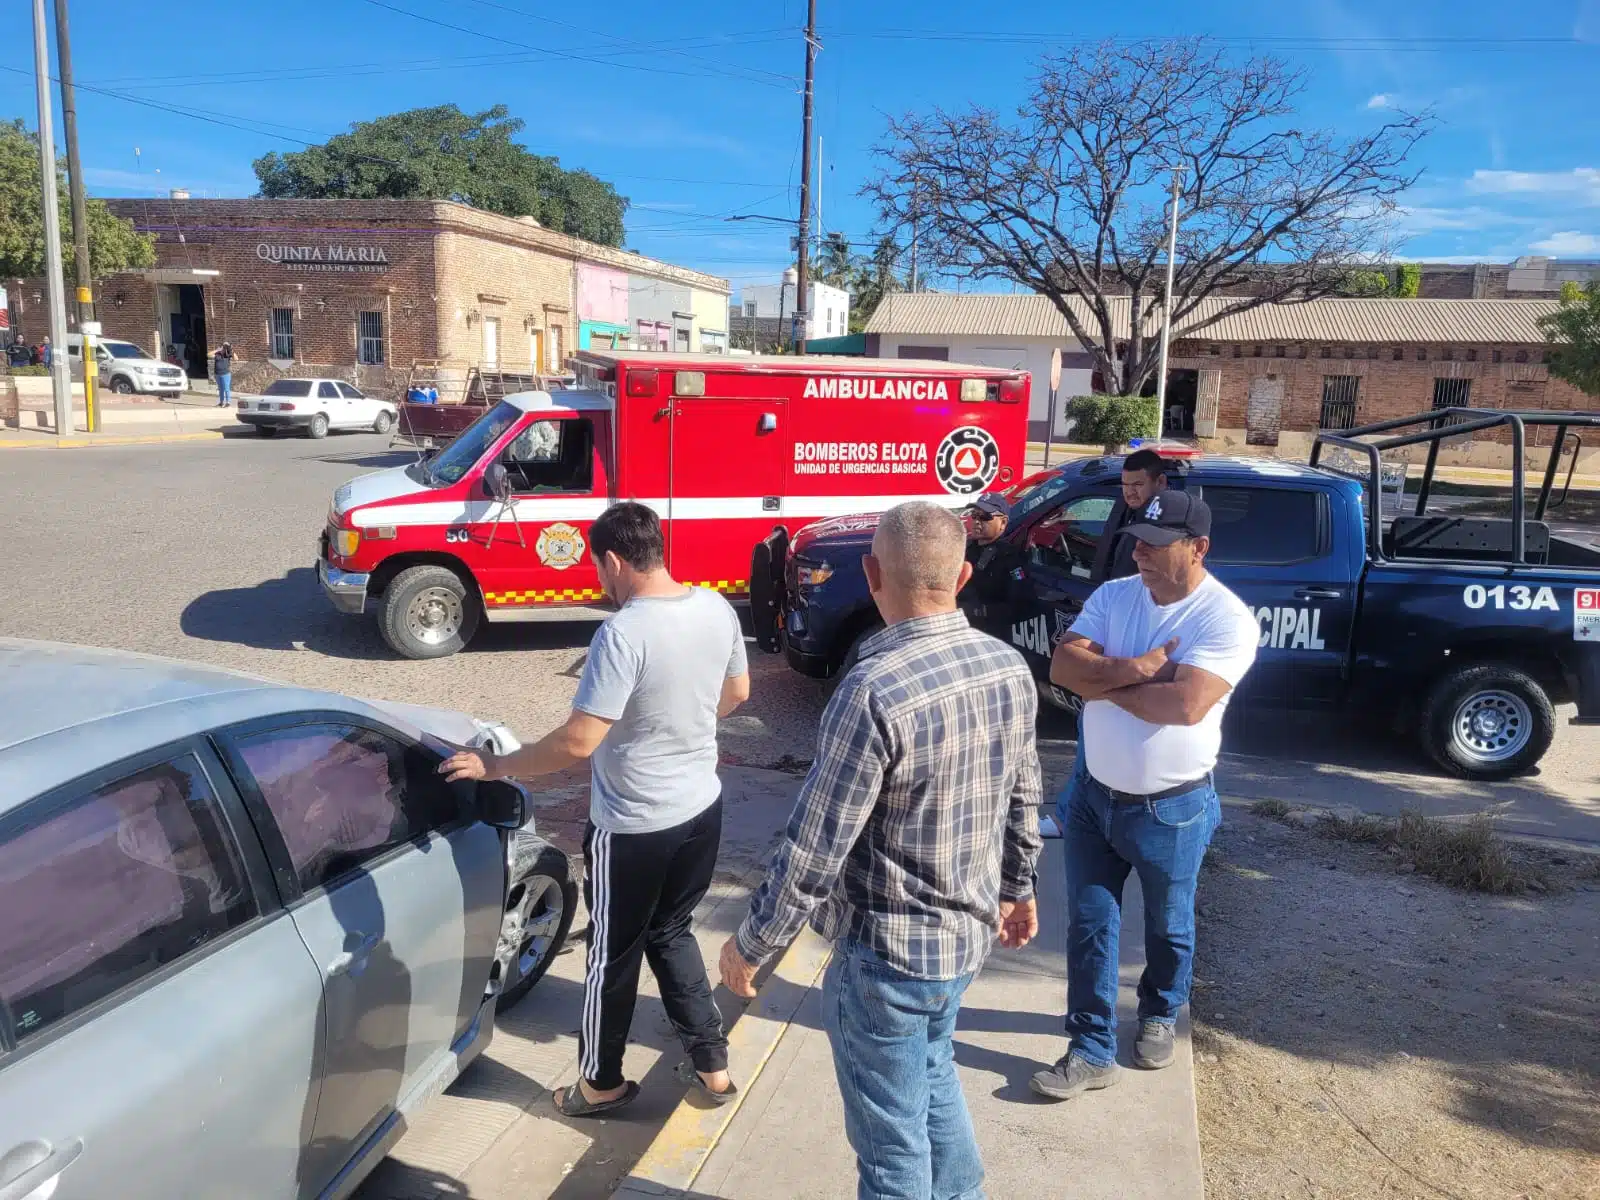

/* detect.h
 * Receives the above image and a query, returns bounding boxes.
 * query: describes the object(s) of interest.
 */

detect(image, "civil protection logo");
[934,426,1000,496]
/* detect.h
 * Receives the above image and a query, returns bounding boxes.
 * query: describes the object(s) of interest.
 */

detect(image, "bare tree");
[865,40,1431,395]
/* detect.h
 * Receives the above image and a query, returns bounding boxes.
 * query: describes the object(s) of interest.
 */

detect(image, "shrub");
[1065,393,1159,446]
[1396,263,1421,298]
[2,364,50,376]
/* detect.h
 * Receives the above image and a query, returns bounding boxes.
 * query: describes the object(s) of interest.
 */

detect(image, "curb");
[0,429,229,450]
[614,927,833,1198]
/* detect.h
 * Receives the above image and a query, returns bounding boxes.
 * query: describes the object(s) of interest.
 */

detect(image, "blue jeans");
[216,373,231,405]
[1056,771,1221,1067]
[822,940,985,1200]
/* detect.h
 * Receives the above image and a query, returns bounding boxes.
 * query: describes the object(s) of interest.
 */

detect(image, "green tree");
[253,104,628,246]
[848,236,906,333]
[1339,267,1393,297]
[816,231,854,288]
[1395,263,1422,298]
[1540,281,1600,397]
[0,119,155,279]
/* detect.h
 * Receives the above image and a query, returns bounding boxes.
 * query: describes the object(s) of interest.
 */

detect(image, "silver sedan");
[0,639,576,1200]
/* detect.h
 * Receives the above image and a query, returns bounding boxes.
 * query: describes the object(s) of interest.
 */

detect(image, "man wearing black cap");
[1032,489,1259,1102]
[960,493,1019,622]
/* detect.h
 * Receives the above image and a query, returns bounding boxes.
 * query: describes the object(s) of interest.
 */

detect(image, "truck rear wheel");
[380,564,479,659]
[1419,662,1555,781]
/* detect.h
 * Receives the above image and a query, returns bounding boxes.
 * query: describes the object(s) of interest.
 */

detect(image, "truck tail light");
[626,369,659,397]
[997,378,1025,404]
[673,371,706,397]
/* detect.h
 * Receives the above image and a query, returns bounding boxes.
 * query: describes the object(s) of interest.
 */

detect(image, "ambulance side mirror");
[482,461,511,501]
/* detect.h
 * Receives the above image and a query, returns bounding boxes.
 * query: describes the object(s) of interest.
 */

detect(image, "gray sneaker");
[1029,1052,1120,1101]
[1133,1020,1175,1070]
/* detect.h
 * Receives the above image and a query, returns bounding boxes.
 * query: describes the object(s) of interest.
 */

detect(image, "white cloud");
[1530,231,1600,256]
[1465,168,1600,204]
[1366,94,1394,110]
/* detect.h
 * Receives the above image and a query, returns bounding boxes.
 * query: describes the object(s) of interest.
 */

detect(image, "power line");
[446,0,798,87]
[826,27,1590,52]
[360,0,796,88]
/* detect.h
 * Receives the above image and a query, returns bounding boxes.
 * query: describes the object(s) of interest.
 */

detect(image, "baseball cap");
[971,494,1011,520]
[1118,489,1211,546]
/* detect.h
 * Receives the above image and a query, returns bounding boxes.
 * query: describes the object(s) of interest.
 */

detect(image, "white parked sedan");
[236,378,399,439]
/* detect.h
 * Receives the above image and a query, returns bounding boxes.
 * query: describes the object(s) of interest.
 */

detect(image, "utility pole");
[792,0,817,355]
[32,0,72,439]
[1154,166,1185,436]
[55,0,98,432]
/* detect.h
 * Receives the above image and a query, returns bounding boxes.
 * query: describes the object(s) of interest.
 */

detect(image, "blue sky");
[4,0,1599,297]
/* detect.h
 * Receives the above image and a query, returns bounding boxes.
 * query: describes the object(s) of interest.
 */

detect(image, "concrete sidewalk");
[619,840,1204,1200]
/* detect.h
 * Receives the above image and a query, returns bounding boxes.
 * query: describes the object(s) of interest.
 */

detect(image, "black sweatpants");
[580,796,728,1090]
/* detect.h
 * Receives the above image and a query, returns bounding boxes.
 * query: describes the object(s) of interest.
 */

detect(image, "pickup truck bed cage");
[1310,407,1599,567]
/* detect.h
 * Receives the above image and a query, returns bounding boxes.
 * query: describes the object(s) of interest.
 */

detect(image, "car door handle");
[0,1138,84,1200]
[326,931,382,976]
[1294,587,1343,601]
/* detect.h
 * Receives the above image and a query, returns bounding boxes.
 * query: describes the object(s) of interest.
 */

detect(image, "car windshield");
[103,342,149,360]
[263,380,313,397]
[1003,468,1076,525]
[426,401,521,486]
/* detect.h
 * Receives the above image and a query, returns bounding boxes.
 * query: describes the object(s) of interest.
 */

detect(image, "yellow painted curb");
[619,927,833,1196]
[0,429,228,450]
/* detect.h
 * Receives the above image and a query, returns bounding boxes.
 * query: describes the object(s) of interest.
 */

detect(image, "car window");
[1198,486,1323,565]
[503,418,595,495]
[317,382,339,399]
[104,342,147,360]
[1027,494,1117,579]
[263,380,313,398]
[231,724,467,893]
[0,755,254,1047]
[337,383,365,400]
[1004,469,1076,525]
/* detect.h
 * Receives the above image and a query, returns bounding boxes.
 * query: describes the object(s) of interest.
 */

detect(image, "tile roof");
[865,292,1563,345]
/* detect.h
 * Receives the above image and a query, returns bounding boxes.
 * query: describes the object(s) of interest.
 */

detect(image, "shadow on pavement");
[180,567,602,662]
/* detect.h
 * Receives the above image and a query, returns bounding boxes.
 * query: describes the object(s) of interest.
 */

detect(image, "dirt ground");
[1193,811,1600,1200]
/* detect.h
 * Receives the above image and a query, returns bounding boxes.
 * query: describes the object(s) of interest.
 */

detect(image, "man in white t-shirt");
[1030,489,1259,1102]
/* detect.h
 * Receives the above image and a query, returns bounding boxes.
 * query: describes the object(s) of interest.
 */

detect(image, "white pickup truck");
[235,378,399,439]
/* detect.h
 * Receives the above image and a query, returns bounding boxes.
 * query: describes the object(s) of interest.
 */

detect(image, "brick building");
[3,198,729,396]
[864,292,1596,472]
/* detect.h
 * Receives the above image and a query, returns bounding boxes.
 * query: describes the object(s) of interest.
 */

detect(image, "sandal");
[675,1062,739,1106]
[552,1079,640,1118]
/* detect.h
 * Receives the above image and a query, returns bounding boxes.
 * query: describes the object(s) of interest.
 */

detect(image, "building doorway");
[1162,368,1199,437]
[158,283,209,379]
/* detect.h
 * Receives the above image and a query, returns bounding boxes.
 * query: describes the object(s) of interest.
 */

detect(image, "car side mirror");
[483,461,511,501]
[477,779,529,830]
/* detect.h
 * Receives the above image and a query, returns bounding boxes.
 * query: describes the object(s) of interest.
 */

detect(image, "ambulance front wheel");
[380,564,480,659]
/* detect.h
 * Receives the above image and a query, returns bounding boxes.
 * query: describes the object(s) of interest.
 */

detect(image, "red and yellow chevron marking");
[485,580,749,607]
[691,580,750,594]
[485,588,606,606]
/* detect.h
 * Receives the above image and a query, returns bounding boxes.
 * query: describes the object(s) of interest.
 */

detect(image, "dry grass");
[1248,797,1291,819]
[1315,809,1544,894]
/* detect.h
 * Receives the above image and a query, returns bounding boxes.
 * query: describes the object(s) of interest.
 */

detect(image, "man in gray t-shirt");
[442,502,749,1119]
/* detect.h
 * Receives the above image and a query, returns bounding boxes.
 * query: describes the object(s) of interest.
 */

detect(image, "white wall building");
[739,269,852,340]
[864,293,1097,440]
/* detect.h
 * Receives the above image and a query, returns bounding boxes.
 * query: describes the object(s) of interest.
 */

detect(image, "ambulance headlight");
[332,529,362,557]
[794,558,834,586]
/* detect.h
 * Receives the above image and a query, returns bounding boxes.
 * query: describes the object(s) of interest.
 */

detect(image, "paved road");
[2,434,1596,843]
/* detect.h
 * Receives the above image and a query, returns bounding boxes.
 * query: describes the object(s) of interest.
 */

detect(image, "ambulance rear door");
[667,374,785,600]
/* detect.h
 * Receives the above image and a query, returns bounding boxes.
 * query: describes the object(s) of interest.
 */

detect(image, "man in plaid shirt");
[721,501,1043,1200]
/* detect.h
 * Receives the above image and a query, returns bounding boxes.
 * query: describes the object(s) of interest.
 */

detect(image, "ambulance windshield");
[426,400,520,486]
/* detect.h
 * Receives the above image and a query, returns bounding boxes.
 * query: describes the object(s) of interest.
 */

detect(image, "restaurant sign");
[256,243,391,274]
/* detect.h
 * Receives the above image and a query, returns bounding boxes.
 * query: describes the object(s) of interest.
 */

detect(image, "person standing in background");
[213,342,235,408]
[1034,490,1258,1102]
[440,502,750,1118]
[40,336,51,368]
[722,501,1043,1200]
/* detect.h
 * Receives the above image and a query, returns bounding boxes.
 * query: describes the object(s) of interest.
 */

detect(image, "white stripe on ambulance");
[1255,606,1326,650]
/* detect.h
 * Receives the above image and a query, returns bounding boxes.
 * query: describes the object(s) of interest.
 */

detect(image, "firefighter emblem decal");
[536,523,586,570]
[934,426,1001,496]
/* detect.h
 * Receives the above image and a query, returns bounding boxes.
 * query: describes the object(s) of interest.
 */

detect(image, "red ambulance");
[319,351,1030,658]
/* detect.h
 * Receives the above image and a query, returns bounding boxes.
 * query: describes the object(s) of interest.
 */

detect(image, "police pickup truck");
[754,407,1600,781]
